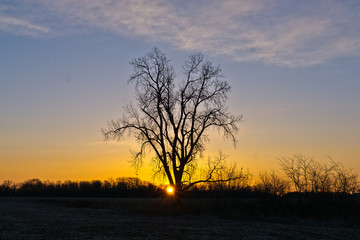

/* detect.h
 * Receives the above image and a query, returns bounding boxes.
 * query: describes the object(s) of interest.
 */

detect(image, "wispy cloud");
[0,15,51,36]
[2,0,360,66]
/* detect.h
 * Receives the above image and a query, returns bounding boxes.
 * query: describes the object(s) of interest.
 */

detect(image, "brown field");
[0,197,359,240]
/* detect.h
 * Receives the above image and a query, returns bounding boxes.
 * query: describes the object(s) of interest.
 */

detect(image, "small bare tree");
[279,154,359,194]
[257,170,289,195]
[278,154,314,192]
[103,48,242,191]
[308,159,337,193]
[332,160,358,194]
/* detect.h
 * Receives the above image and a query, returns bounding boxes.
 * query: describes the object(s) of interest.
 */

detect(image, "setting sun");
[166,186,174,194]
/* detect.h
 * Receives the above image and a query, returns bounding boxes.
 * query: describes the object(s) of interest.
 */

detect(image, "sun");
[166,186,174,194]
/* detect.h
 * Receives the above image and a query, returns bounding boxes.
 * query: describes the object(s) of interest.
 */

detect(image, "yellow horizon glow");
[1,131,359,185]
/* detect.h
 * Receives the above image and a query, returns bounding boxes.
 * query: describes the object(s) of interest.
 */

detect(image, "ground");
[0,197,359,240]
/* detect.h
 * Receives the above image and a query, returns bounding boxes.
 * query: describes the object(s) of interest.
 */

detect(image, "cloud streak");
[2,0,360,66]
[0,15,51,36]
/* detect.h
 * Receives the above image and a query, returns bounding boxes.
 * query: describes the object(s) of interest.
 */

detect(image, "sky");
[1,0,360,184]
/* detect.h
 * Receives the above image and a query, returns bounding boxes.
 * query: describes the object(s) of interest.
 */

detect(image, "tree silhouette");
[278,154,359,194]
[103,48,242,191]
[278,154,314,193]
[257,170,289,195]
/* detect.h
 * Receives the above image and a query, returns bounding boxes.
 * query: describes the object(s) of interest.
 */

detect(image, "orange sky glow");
[1,1,359,185]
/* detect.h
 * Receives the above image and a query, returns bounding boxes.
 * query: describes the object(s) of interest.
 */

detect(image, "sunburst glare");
[166,186,174,195]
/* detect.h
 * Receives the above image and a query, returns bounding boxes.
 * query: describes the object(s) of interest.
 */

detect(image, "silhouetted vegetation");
[0,177,162,197]
[2,177,359,225]
[2,155,359,224]
[278,154,359,194]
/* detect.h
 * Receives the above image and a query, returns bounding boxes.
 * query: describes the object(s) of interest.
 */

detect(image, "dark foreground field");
[0,197,359,240]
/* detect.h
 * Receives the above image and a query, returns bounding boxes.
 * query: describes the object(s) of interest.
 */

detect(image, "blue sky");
[1,0,359,182]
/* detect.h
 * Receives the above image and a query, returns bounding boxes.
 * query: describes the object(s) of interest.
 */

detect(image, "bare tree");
[332,159,358,194]
[0,180,16,193]
[279,154,359,194]
[278,154,314,192]
[103,48,242,191]
[257,170,289,195]
[308,159,337,193]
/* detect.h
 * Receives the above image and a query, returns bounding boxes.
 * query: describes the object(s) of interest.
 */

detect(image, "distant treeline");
[2,176,360,222]
[1,155,359,198]
[2,155,360,223]
[0,177,162,197]
[257,154,359,195]
[0,177,256,198]
[0,174,358,198]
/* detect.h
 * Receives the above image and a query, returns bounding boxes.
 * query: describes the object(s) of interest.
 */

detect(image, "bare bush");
[278,154,314,192]
[278,154,359,194]
[308,159,337,193]
[0,180,16,194]
[332,160,358,194]
[257,170,290,195]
